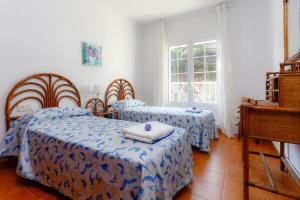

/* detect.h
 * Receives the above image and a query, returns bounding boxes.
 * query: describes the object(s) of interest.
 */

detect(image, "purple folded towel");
[144,124,152,131]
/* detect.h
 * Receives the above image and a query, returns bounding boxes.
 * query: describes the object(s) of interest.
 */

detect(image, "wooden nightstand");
[85,98,119,119]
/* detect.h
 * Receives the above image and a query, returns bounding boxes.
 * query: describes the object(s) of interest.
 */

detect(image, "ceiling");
[103,0,230,23]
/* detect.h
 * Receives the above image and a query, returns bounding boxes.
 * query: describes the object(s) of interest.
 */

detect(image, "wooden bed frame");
[5,73,81,130]
[104,79,135,110]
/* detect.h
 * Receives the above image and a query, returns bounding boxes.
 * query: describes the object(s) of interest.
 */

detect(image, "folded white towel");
[186,108,202,113]
[122,121,175,144]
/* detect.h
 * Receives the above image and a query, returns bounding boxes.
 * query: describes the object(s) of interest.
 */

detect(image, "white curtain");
[153,19,168,106]
[216,3,235,137]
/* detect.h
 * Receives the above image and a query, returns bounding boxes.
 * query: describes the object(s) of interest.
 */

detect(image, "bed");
[104,79,218,152]
[0,73,193,200]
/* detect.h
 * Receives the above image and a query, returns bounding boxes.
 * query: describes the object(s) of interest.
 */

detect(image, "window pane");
[207,63,216,72]
[178,47,188,59]
[206,72,216,81]
[192,83,205,103]
[178,59,188,73]
[169,83,188,102]
[206,56,216,64]
[179,73,187,82]
[171,74,178,82]
[192,40,217,104]
[194,57,204,72]
[206,42,217,56]
[194,72,205,82]
[193,44,204,57]
[170,48,177,60]
[171,60,177,73]
[193,82,217,104]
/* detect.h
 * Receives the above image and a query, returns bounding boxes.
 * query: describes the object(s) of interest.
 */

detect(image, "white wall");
[288,0,300,58]
[165,9,218,44]
[135,22,156,104]
[227,0,275,107]
[0,0,141,140]
[271,0,284,69]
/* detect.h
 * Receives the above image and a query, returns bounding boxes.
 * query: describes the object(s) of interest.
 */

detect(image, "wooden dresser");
[241,70,300,199]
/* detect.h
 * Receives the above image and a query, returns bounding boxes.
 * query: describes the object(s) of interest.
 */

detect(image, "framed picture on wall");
[82,42,102,68]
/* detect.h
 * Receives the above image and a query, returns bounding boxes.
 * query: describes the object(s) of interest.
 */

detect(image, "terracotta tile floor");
[0,133,299,200]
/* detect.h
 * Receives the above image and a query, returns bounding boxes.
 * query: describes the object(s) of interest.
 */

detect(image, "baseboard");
[272,142,300,180]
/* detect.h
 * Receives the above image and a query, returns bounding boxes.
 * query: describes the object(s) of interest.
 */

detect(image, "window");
[168,40,217,105]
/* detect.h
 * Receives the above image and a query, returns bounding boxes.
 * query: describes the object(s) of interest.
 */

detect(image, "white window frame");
[167,37,218,108]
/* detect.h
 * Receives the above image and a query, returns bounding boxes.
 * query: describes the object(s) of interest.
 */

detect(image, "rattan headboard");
[5,73,81,130]
[104,79,135,109]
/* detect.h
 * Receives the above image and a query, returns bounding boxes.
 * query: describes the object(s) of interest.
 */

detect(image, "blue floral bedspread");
[0,107,193,200]
[113,104,218,152]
